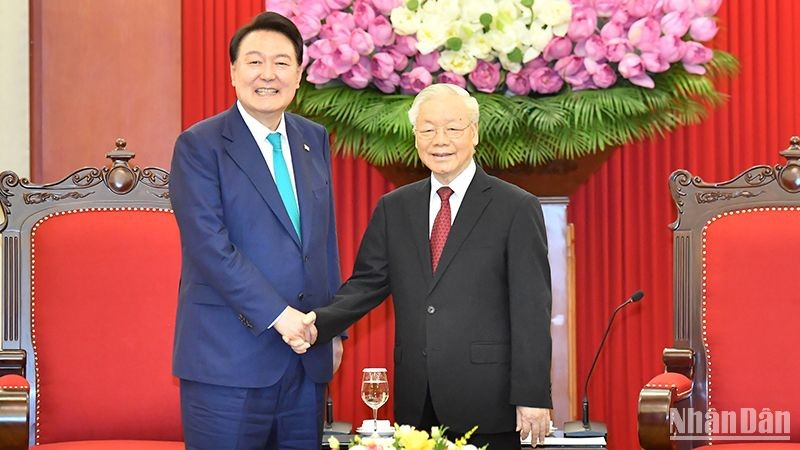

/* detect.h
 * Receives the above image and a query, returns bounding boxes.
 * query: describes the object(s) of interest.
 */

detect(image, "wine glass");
[360,368,389,436]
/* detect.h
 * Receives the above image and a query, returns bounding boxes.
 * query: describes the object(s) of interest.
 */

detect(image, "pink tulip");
[370,0,401,16]
[605,37,632,62]
[575,34,607,60]
[468,60,501,93]
[662,0,692,13]
[625,0,660,18]
[529,67,564,94]
[325,0,352,10]
[594,0,621,17]
[415,51,440,73]
[353,1,376,29]
[350,29,375,55]
[568,7,598,41]
[267,0,295,17]
[306,57,337,84]
[660,11,691,37]
[585,59,617,88]
[385,48,409,71]
[689,17,718,41]
[394,35,418,56]
[618,53,654,88]
[601,20,625,40]
[555,55,591,88]
[368,16,395,47]
[331,44,359,74]
[682,41,712,74]
[506,69,532,95]
[437,72,467,89]
[543,37,573,61]
[628,17,661,52]
[658,34,686,62]
[293,14,321,41]
[400,66,433,94]
[342,57,371,89]
[294,0,330,20]
[373,72,401,93]
[694,0,722,16]
[307,39,334,60]
[640,52,669,73]
[370,52,395,79]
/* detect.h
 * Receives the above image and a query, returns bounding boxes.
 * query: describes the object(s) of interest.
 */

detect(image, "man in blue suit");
[169,12,342,450]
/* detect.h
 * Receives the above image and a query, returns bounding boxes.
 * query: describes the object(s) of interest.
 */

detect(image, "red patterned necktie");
[430,186,453,273]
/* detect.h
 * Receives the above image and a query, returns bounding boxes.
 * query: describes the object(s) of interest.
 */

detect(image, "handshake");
[274,307,319,354]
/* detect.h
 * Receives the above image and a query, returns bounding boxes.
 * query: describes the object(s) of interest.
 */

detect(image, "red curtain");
[181,1,800,447]
[571,1,800,448]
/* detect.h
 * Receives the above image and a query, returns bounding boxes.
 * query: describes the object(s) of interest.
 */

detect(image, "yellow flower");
[327,436,340,449]
[398,429,435,450]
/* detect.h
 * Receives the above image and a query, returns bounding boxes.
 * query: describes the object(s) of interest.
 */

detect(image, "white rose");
[498,51,522,73]
[446,19,479,42]
[422,0,460,18]
[486,28,520,54]
[416,17,450,54]
[551,22,569,37]
[390,7,421,35]
[523,19,554,50]
[464,32,493,59]
[533,0,573,27]
[460,0,498,25]
[523,46,541,62]
[438,50,479,75]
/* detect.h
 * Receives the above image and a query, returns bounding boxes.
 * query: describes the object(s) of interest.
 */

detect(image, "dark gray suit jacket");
[314,166,552,434]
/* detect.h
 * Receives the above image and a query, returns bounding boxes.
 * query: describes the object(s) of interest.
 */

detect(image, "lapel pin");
[303,144,310,152]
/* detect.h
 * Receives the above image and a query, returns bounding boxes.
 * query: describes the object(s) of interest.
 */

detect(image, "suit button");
[237,313,245,322]
[298,292,305,301]
[422,349,427,357]
[427,305,435,314]
[304,255,310,262]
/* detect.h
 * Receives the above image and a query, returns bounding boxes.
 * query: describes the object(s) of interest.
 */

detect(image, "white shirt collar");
[236,100,288,142]
[430,159,476,199]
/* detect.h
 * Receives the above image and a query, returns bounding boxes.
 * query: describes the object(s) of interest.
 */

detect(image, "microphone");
[564,290,644,438]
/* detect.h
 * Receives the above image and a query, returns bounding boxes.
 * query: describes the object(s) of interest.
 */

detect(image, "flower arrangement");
[269,0,738,168]
[327,425,486,450]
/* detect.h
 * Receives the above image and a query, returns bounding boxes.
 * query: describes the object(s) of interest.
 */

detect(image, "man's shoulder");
[482,171,539,204]
[182,107,234,138]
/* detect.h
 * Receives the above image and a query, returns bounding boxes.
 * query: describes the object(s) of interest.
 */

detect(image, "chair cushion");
[703,209,800,440]
[34,440,184,449]
[0,374,29,390]
[709,445,800,449]
[31,209,182,443]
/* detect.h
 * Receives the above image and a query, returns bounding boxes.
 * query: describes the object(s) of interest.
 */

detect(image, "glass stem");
[373,407,378,431]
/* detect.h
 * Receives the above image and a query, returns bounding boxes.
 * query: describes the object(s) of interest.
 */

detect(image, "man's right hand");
[274,307,317,353]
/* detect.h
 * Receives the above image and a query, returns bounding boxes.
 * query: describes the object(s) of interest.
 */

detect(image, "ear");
[471,123,479,146]
[230,64,236,86]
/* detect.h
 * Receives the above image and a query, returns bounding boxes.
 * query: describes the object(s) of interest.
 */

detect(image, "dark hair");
[229,12,303,65]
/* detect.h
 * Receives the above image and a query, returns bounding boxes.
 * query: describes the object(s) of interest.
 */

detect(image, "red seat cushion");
[34,440,184,449]
[31,209,182,443]
[703,209,800,441]
[0,374,30,390]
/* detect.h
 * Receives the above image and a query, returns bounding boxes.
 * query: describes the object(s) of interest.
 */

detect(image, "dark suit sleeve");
[170,129,288,335]
[314,196,392,344]
[320,130,345,339]
[508,195,553,408]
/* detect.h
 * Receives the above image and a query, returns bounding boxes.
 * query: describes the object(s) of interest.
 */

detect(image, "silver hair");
[407,83,480,125]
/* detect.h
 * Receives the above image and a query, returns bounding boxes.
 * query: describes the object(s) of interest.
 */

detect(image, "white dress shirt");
[429,159,477,237]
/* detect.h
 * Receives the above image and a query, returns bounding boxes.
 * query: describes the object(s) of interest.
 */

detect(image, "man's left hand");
[516,406,549,446]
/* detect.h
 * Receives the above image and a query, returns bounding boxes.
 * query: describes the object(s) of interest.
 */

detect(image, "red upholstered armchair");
[638,136,800,450]
[0,140,183,449]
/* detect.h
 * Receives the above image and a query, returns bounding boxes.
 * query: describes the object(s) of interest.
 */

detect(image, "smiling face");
[414,92,478,185]
[230,30,302,130]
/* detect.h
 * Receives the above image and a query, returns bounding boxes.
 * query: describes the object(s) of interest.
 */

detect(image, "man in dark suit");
[297,83,553,449]
[169,12,342,450]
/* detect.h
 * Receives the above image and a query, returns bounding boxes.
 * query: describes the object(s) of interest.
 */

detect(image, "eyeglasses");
[414,123,472,141]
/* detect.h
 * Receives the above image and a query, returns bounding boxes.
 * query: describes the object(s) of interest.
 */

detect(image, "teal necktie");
[266,132,301,239]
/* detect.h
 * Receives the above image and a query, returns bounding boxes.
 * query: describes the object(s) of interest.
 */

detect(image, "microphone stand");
[564,290,644,437]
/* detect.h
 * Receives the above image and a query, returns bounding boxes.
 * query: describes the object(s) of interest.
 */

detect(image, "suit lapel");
[285,115,315,249]
[429,167,492,293]
[406,178,434,288]
[221,106,301,249]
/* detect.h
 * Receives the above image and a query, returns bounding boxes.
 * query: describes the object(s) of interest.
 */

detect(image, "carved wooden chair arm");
[0,373,30,449]
[638,348,695,450]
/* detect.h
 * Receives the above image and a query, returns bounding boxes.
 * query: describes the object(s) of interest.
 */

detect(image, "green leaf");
[507,48,523,63]
[479,13,492,28]
[406,0,419,11]
[446,37,463,51]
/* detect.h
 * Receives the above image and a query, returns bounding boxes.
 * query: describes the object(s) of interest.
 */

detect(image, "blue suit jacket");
[170,105,341,387]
